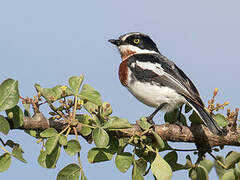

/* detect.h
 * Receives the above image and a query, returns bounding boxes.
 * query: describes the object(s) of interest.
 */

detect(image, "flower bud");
[223,101,230,106]
[60,86,67,91]
[213,88,218,97]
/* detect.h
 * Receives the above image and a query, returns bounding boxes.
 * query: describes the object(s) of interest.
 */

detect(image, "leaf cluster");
[0,77,239,180]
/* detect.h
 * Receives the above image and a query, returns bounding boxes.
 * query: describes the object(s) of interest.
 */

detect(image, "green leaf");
[238,135,240,143]
[6,105,23,128]
[234,168,240,179]
[51,85,64,99]
[179,113,187,126]
[57,163,80,180]
[185,104,192,113]
[81,125,92,136]
[23,103,30,117]
[46,145,61,168]
[135,158,147,175]
[59,134,67,146]
[24,130,38,138]
[152,131,165,150]
[5,140,15,148]
[189,166,208,180]
[92,114,101,126]
[25,130,42,138]
[132,161,144,180]
[0,153,11,172]
[83,101,98,114]
[225,151,240,169]
[164,109,178,123]
[102,117,132,129]
[38,151,48,168]
[0,115,10,135]
[164,151,177,166]
[87,137,117,163]
[164,151,184,171]
[134,148,156,163]
[195,165,209,180]
[213,113,228,127]
[76,114,92,136]
[12,146,27,163]
[38,145,61,169]
[81,170,87,180]
[138,117,152,130]
[68,75,84,94]
[106,136,119,154]
[189,111,203,124]
[79,84,102,106]
[100,102,112,119]
[40,128,58,138]
[189,168,197,180]
[0,79,19,112]
[69,76,83,91]
[151,153,172,180]
[200,159,213,172]
[87,148,114,163]
[64,139,81,156]
[92,127,109,148]
[35,84,74,102]
[214,156,226,178]
[184,155,193,169]
[115,152,133,173]
[34,84,56,102]
[45,135,60,155]
[221,170,235,180]
[164,109,187,125]
[53,85,74,99]
[76,114,88,122]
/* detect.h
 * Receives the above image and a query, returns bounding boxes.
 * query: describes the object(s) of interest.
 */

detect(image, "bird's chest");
[118,60,129,86]
[127,80,186,111]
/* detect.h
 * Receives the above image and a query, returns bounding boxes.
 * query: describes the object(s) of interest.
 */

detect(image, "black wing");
[127,53,204,107]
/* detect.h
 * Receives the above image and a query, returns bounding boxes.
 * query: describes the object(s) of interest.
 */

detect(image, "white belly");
[127,80,187,112]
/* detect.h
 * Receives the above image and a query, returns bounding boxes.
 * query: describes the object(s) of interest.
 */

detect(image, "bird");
[108,32,223,135]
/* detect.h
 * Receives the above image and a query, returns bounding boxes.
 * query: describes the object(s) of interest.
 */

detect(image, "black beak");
[108,39,121,46]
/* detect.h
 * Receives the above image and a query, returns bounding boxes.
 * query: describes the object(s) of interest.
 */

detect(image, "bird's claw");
[146,116,156,131]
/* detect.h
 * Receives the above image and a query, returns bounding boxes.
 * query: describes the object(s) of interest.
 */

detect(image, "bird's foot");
[146,116,155,131]
[146,116,155,125]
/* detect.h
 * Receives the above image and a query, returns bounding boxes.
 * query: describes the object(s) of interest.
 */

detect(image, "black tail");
[185,97,224,135]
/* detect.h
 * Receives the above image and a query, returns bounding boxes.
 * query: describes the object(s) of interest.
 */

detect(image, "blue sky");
[0,0,239,179]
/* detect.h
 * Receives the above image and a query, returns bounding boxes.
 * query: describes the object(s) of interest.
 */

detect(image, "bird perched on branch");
[108,32,223,135]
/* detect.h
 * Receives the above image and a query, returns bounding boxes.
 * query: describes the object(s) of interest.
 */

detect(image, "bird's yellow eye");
[133,38,140,44]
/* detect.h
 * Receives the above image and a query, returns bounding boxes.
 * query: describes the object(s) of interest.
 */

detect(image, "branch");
[8,113,240,148]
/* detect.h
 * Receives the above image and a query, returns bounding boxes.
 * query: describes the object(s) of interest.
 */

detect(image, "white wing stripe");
[136,61,164,75]
[163,73,190,94]
[135,61,190,95]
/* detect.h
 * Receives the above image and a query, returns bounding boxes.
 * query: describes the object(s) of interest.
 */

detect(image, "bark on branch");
[9,113,240,148]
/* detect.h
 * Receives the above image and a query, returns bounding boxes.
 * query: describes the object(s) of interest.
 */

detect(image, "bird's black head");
[109,32,160,56]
